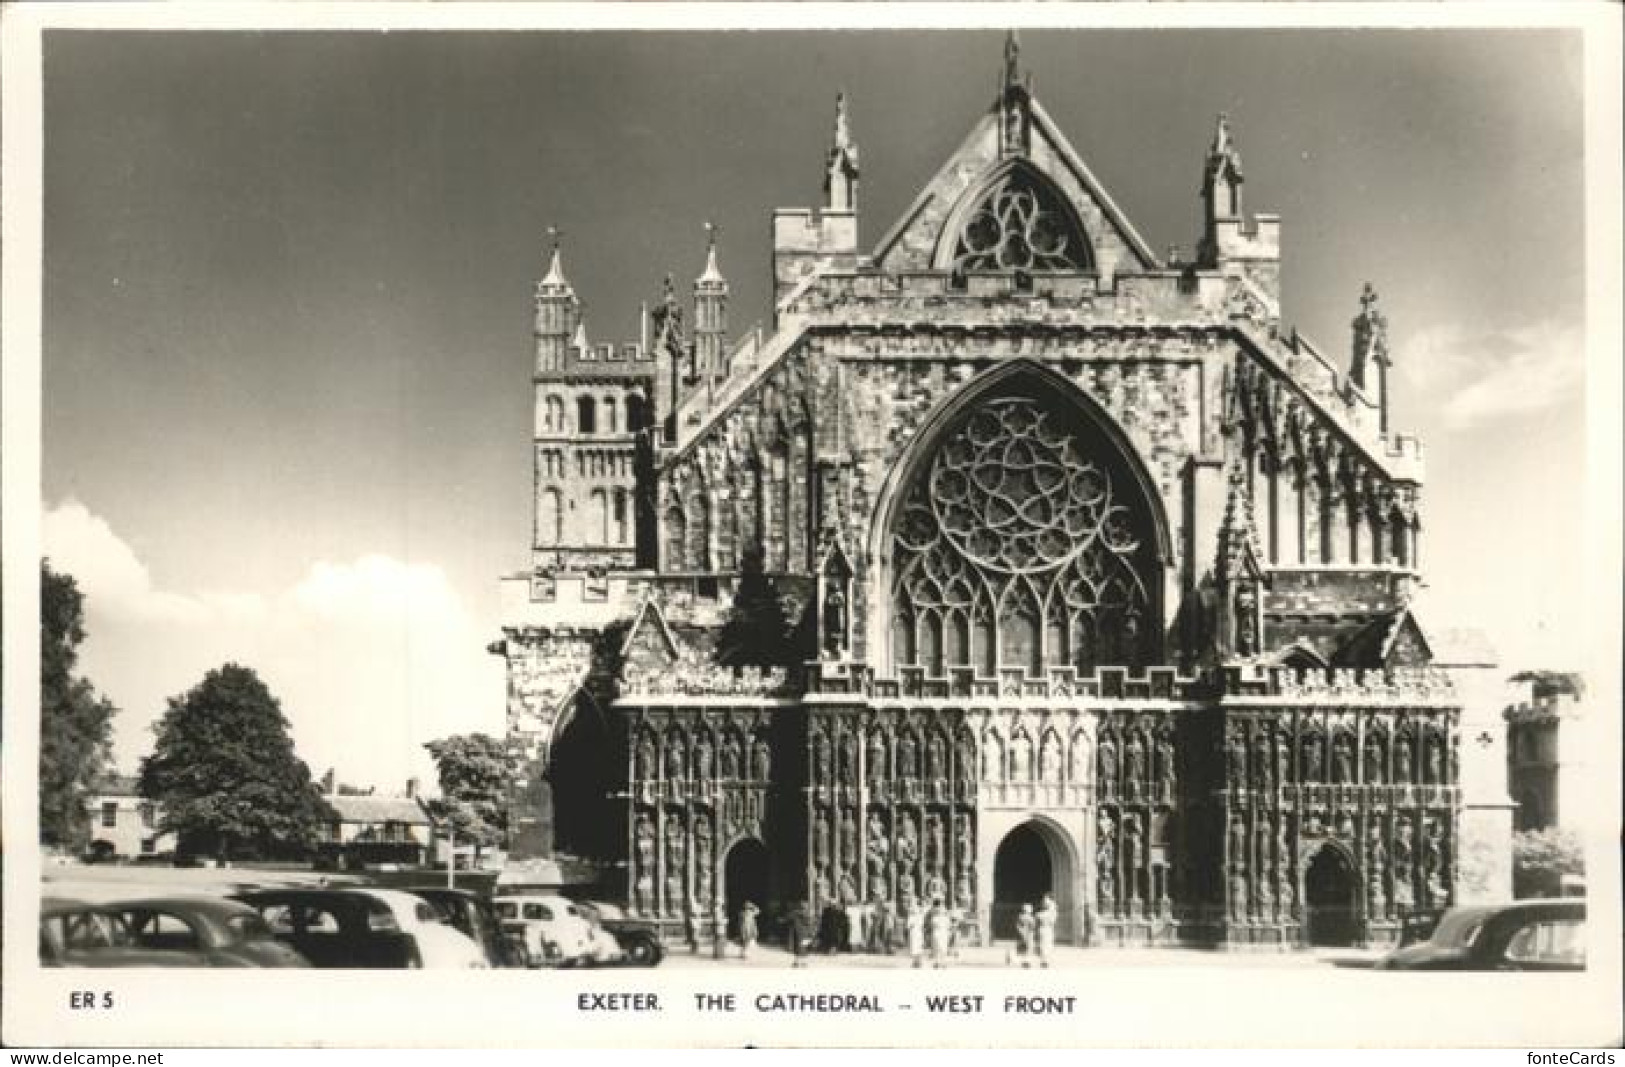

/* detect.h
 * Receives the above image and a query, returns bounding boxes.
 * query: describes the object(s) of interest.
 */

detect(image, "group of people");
[1011,893,1060,968]
[688,893,1062,967]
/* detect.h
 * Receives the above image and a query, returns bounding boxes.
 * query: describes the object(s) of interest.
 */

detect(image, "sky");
[35,25,1593,792]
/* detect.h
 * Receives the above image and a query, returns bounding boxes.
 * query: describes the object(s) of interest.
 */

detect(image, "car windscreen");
[1429,910,1486,948]
[493,901,518,919]
[226,913,276,941]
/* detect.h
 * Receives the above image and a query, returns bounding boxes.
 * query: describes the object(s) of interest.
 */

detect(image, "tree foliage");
[39,561,118,850]
[423,732,513,857]
[715,545,799,669]
[139,664,335,859]
[1512,827,1586,898]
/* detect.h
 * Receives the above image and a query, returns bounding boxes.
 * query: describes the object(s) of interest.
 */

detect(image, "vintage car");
[492,893,619,967]
[1378,900,1586,971]
[408,886,527,968]
[40,896,308,967]
[574,900,665,966]
[233,887,486,969]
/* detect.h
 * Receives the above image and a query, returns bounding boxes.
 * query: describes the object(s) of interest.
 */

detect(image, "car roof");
[40,896,95,916]
[114,896,262,917]
[492,893,573,906]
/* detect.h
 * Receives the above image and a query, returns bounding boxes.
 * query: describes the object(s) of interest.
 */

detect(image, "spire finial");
[1003,29,1021,90]
[663,272,677,307]
[833,91,852,151]
[698,222,726,285]
[541,226,569,287]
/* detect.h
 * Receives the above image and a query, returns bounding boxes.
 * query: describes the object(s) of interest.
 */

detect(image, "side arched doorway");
[991,818,1074,943]
[548,693,614,861]
[1303,843,1360,947]
[723,837,770,941]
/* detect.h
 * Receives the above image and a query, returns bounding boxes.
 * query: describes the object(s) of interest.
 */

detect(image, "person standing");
[927,900,952,969]
[1035,893,1058,969]
[906,901,926,968]
[790,903,813,968]
[1014,903,1036,967]
[871,899,895,955]
[739,901,759,960]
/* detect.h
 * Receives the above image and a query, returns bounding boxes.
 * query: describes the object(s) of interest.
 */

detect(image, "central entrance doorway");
[723,838,769,941]
[992,821,1056,941]
[1304,843,1359,946]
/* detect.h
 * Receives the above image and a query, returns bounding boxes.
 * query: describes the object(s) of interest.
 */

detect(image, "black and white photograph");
[3,2,1620,1050]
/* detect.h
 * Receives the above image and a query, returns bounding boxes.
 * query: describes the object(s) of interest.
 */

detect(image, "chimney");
[322,767,337,797]
[406,777,419,800]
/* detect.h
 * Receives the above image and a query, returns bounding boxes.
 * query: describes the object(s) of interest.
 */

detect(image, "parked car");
[1379,900,1586,971]
[408,887,526,968]
[41,897,212,967]
[492,893,619,967]
[1397,906,1445,947]
[233,887,487,969]
[102,897,311,968]
[574,900,665,966]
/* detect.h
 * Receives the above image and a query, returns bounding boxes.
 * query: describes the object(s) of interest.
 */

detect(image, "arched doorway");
[723,837,769,940]
[1304,843,1359,947]
[993,823,1053,940]
[548,693,614,860]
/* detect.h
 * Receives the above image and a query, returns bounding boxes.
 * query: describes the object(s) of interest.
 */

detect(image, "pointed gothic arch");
[932,158,1096,277]
[870,360,1170,676]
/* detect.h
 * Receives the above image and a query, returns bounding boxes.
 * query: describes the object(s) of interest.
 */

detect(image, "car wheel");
[624,935,663,967]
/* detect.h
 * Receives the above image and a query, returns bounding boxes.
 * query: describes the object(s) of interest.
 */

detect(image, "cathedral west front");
[492,37,1506,950]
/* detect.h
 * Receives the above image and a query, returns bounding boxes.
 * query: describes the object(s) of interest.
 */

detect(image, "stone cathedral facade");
[493,40,1501,949]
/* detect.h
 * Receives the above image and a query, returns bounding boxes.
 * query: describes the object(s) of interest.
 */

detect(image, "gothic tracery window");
[949,168,1093,276]
[890,393,1158,676]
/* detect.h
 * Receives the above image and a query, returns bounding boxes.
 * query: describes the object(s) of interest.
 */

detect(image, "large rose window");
[890,394,1158,676]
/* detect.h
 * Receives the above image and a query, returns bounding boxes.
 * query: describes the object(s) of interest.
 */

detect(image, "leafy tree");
[715,545,798,669]
[39,561,117,850]
[1512,827,1585,898]
[423,732,513,864]
[139,664,335,860]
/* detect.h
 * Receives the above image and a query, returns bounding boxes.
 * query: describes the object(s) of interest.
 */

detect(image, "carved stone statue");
[868,731,887,784]
[983,731,1004,781]
[1333,732,1354,784]
[693,733,713,781]
[897,811,919,866]
[1366,826,1388,913]
[1395,734,1414,784]
[957,732,977,783]
[635,873,654,914]
[955,813,972,862]
[1011,731,1033,781]
[1156,729,1177,793]
[635,813,656,869]
[1227,731,1247,787]
[814,733,833,785]
[839,730,859,786]
[898,732,919,779]
[868,810,887,857]
[813,810,831,865]
[1255,814,1273,872]
[1392,818,1415,906]
[1235,582,1259,656]
[1124,732,1146,798]
[719,730,741,779]
[1124,814,1145,876]
[1069,731,1089,784]
[1364,732,1384,784]
[1425,734,1444,784]
[823,585,847,657]
[1229,869,1248,921]
[926,732,947,783]
[1301,733,1323,782]
[1423,818,1446,903]
[1275,728,1292,784]
[1098,732,1118,790]
[839,807,858,866]
[665,736,686,780]
[752,732,772,781]
[1251,732,1270,790]
[664,815,684,867]
[1039,732,1061,782]
[636,733,657,782]
[924,813,944,874]
[1228,814,1246,866]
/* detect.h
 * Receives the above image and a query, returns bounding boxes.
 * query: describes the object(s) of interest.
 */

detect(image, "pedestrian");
[845,899,866,953]
[1036,893,1057,969]
[739,901,759,960]
[818,903,843,954]
[927,900,951,969]
[869,899,893,955]
[1014,902,1036,967]
[790,903,813,968]
[905,901,926,968]
[684,897,701,955]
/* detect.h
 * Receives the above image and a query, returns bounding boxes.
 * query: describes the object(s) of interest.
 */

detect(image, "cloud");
[1397,320,1585,430]
[42,500,504,794]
